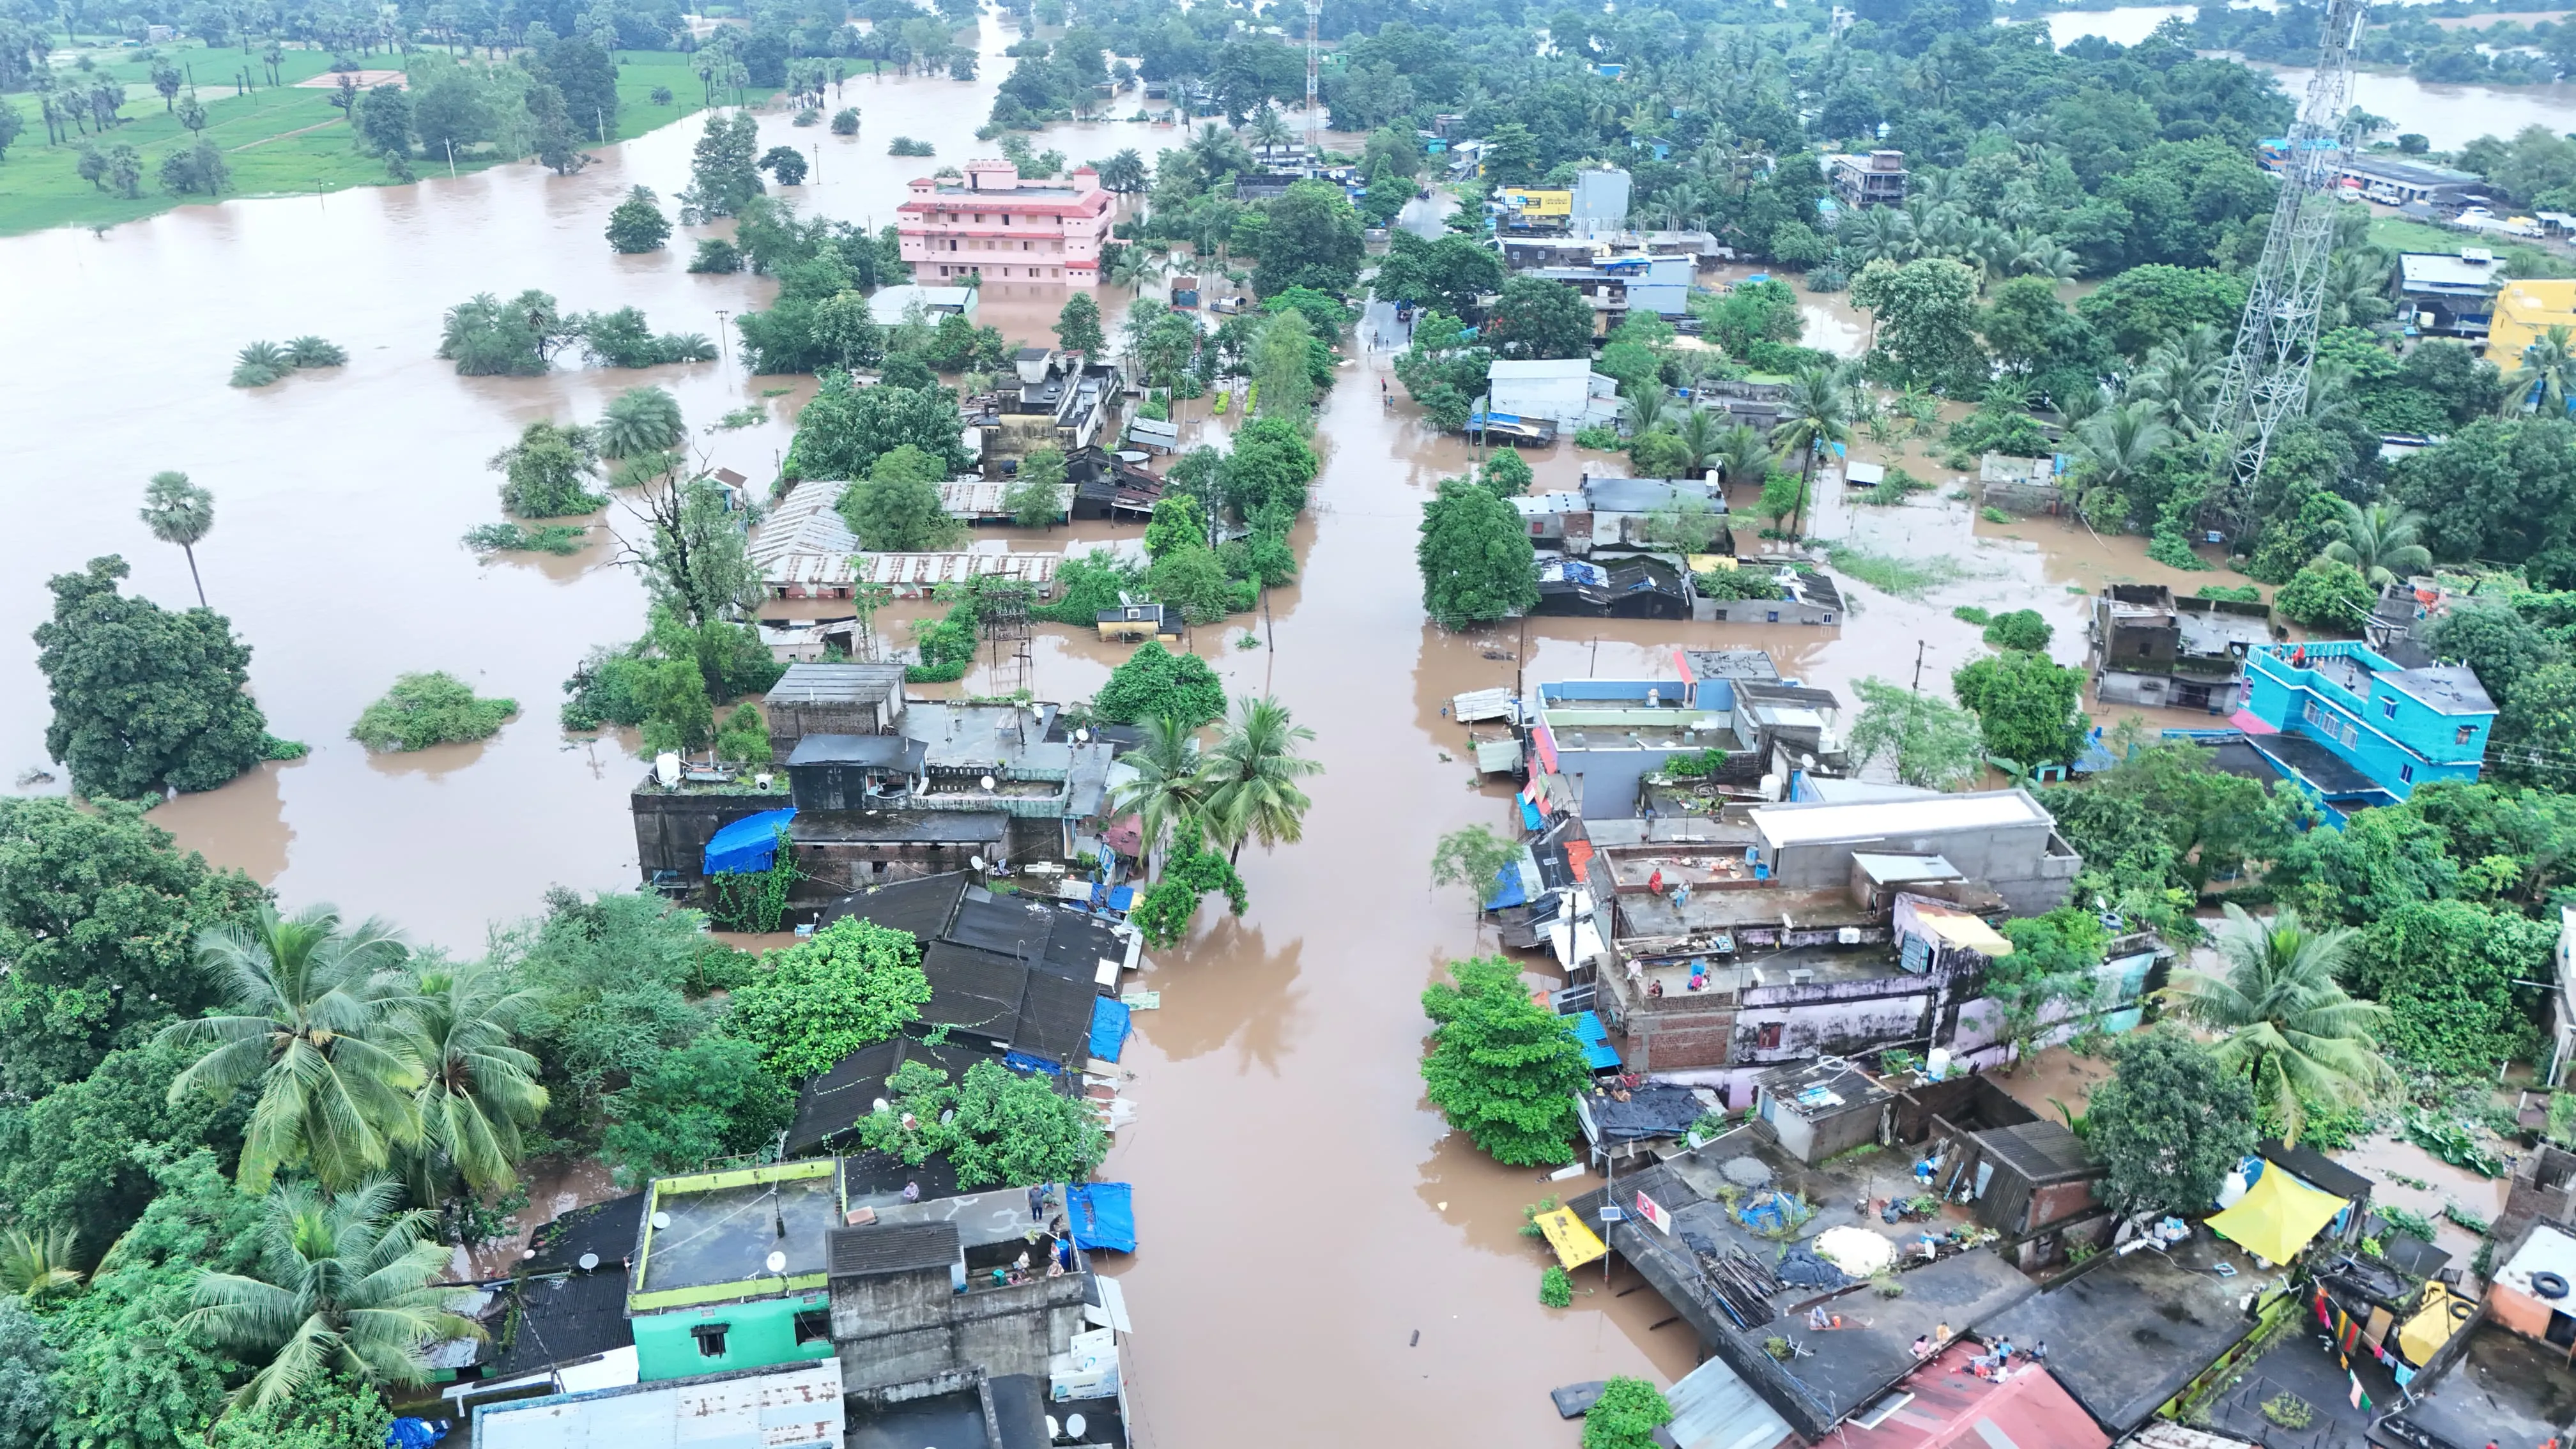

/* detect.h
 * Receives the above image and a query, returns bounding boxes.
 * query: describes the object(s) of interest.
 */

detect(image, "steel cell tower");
[1304,1,1322,159]
[2204,0,2369,545]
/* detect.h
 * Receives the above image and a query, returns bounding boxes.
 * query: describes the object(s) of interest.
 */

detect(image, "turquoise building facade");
[2239,640,2493,818]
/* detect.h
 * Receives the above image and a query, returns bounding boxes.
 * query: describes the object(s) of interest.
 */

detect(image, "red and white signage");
[1634,1190,1673,1234]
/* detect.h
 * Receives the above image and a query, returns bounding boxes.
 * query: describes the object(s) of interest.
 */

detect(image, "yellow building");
[2485,277,2576,362]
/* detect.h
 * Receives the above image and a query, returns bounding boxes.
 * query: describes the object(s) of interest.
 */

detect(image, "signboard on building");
[1634,1191,1673,1234]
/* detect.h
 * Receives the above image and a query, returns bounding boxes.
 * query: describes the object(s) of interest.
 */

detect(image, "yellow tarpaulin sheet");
[1533,1208,1607,1270]
[2207,1163,2346,1264]
[1916,905,2014,958]
[2397,1281,2473,1367]
[1687,555,1737,574]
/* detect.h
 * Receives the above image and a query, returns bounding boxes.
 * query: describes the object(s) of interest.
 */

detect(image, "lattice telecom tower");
[2204,0,2369,545]
[1304,1,1322,158]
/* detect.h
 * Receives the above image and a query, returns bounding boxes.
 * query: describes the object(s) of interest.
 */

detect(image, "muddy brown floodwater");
[0,17,2271,1440]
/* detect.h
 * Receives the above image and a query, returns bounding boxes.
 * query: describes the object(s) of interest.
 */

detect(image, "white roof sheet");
[478,1361,843,1449]
[1488,357,1597,379]
[2398,252,2504,289]
[1665,1352,1793,1449]
[1751,790,2050,847]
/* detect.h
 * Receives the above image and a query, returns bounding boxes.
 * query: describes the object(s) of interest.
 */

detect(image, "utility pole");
[1912,640,1927,693]
[716,309,730,364]
[1302,0,1321,163]
[444,139,456,178]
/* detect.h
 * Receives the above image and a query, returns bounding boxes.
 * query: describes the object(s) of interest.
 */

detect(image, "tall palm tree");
[1204,696,1322,864]
[402,962,549,1197]
[1841,204,1917,266]
[2133,325,2225,435]
[187,1179,480,1413]
[1621,387,1673,438]
[2502,324,2576,417]
[140,471,216,608]
[1105,712,1218,878]
[2159,904,2391,1146]
[158,905,424,1194]
[1108,244,1167,300]
[1712,422,1775,491]
[595,385,686,461]
[1768,367,1851,537]
[2323,499,2434,586]
[1244,102,1292,157]
[1673,407,1727,478]
[2068,401,2177,522]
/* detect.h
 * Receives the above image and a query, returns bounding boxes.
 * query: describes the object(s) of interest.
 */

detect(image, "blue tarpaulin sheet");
[1089,996,1131,1062]
[385,1420,447,1449]
[702,808,796,875]
[1572,1011,1621,1071]
[1519,797,1541,830]
[1107,885,1136,912]
[1486,861,1528,909]
[1002,1049,1063,1075]
[1069,1182,1135,1252]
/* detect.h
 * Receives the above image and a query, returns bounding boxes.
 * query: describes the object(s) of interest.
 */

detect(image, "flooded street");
[0,12,2336,1443]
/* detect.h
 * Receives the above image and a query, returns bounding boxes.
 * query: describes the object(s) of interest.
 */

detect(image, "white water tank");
[654,751,680,786]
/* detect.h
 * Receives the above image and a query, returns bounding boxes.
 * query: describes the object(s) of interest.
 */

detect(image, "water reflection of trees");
[1135,918,1305,1075]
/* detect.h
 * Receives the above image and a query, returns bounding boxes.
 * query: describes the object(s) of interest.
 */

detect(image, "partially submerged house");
[1530,556,1691,620]
[1484,357,1620,431]
[1511,474,1731,556]
[2088,584,2274,714]
[1518,666,1846,817]
[749,482,1064,600]
[1700,563,1844,625]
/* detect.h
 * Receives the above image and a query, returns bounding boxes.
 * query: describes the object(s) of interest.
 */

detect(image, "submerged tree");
[1204,695,1321,864]
[1422,956,1590,1165]
[1847,677,1982,790]
[139,471,215,608]
[35,555,279,798]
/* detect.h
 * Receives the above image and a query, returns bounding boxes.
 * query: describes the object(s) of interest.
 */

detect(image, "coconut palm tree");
[2318,247,2393,331]
[1108,244,1168,300]
[1768,367,1851,537]
[1673,407,1728,477]
[1204,696,1322,864]
[2501,324,2576,417]
[1105,712,1218,878]
[1840,204,1917,266]
[157,905,424,1194]
[0,1229,82,1304]
[2132,323,2226,434]
[402,961,549,1197]
[595,385,686,461]
[1244,102,1292,158]
[230,341,291,387]
[187,1178,481,1413]
[2068,401,2177,522]
[1712,422,1776,491]
[2322,499,2434,587]
[1620,386,1673,438]
[2159,904,2391,1145]
[284,336,349,368]
[2009,229,2080,282]
[140,470,217,608]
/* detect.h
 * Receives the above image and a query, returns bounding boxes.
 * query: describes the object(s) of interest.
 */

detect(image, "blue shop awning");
[1069,1182,1135,1252]
[703,808,797,875]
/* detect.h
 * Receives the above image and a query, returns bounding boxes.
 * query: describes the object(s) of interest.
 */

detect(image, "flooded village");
[17,0,2576,1446]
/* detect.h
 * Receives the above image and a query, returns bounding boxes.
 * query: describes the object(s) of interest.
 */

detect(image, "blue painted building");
[2239,640,2494,818]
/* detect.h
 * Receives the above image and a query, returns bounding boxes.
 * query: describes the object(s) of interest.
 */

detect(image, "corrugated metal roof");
[477,1360,845,1449]
[1828,1342,2110,1449]
[826,1220,960,1277]
[940,480,1071,516]
[1664,1351,1793,1449]
[1751,790,2049,847]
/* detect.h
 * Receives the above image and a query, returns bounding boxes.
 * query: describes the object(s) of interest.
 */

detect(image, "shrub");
[889,135,934,156]
[229,340,290,387]
[1695,566,1784,601]
[463,522,588,554]
[2274,558,2373,633]
[832,107,861,135]
[1982,608,2052,652]
[1583,1378,1675,1449]
[1572,424,1623,451]
[1538,1265,1573,1308]
[284,335,348,367]
[688,238,744,273]
[349,671,517,752]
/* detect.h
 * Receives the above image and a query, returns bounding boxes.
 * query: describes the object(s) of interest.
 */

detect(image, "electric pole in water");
[1912,640,1927,693]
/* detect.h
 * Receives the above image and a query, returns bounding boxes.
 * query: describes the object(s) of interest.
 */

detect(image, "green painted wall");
[633,1291,834,1381]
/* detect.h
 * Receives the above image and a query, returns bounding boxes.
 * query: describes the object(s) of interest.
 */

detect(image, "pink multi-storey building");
[895,160,1114,284]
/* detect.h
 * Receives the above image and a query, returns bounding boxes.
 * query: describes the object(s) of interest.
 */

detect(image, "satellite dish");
[971,855,988,872]
[651,1211,672,1230]
[981,774,997,790]
[1066,1413,1087,1439]
[1075,728,1090,743]
[765,1250,787,1274]
[873,1097,891,1114]
[578,1252,600,1272]
[1046,1417,1059,1442]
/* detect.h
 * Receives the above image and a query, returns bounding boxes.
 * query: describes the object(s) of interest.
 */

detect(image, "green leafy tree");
[721,918,930,1081]
[1853,257,1983,388]
[35,555,278,799]
[849,1059,1107,1187]
[1478,449,1533,500]
[1252,307,1317,424]
[788,371,976,480]
[840,444,967,551]
[1253,179,1364,296]
[596,386,686,461]
[201,1372,392,1449]
[1954,650,2088,768]
[2349,899,2556,1077]
[140,470,215,608]
[2076,265,2250,359]
[1990,908,2108,1071]
[1054,292,1106,355]
[2426,603,2559,714]
[0,1042,242,1247]
[1429,824,1518,916]
[1204,695,1321,863]
[1485,275,1595,361]
[604,185,671,253]
[2273,558,2373,633]
[184,1178,478,1411]
[1982,609,2051,652]
[680,109,763,220]
[758,144,808,185]
[2322,499,2432,586]
[438,290,575,376]
[0,1301,54,1449]
[1418,477,1538,629]
[157,904,422,1194]
[2087,1029,2256,1216]
[356,82,412,156]
[2494,661,2576,785]
[2038,742,2303,896]
[349,672,516,753]
[0,797,265,1098]
[1421,956,1590,1165]
[1092,641,1225,727]
[1583,1378,1676,1449]
[1848,677,1982,789]
[1372,231,1506,317]
[1144,494,1208,560]
[1130,827,1252,948]
[489,420,603,518]
[2162,905,2390,1144]
[1008,448,1068,529]
[601,1034,790,1180]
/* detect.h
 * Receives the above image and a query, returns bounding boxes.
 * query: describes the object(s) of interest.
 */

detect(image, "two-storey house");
[896,160,1114,283]
[2239,639,2494,818]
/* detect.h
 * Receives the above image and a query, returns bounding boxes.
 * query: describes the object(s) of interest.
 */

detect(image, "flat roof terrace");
[631,1160,841,1312]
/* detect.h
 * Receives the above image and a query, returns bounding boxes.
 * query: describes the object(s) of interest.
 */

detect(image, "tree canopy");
[35,556,282,800]
[1421,956,1591,1165]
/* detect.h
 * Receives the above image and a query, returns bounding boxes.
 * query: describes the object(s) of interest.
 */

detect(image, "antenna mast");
[2204,0,2369,548]
[1304,1,1322,161]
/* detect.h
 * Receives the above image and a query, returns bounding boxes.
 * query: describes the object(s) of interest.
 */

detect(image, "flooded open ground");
[8,8,2550,1443]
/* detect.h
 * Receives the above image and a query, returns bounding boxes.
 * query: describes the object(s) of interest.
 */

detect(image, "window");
[793,1308,831,1344]
[691,1322,729,1358]
[1755,1022,1783,1050]
[2457,724,2478,745]
[2400,764,2416,784]
[1766,611,1781,624]
[2382,698,2397,719]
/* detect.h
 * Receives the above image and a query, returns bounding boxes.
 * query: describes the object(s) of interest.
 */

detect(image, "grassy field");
[2370,213,2575,277]
[0,47,769,236]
